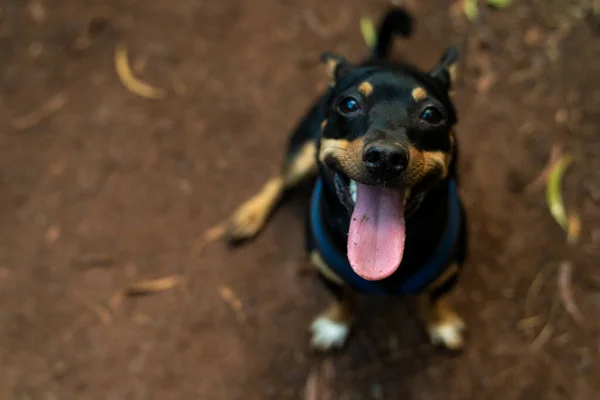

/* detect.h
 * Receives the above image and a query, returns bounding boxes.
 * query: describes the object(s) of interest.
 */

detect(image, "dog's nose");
[363,143,408,173]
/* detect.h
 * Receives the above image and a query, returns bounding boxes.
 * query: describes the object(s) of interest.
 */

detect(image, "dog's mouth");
[333,173,423,281]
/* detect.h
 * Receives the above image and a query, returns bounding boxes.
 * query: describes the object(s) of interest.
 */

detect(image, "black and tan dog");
[211,7,468,351]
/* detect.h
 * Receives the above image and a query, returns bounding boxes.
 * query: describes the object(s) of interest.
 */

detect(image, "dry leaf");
[125,275,181,296]
[360,17,377,48]
[463,0,479,22]
[546,153,572,230]
[487,0,512,8]
[114,43,166,100]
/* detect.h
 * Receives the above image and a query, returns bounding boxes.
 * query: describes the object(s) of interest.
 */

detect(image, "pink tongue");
[347,183,406,281]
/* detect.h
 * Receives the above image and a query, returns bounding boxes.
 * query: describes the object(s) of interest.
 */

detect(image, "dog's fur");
[213,7,468,351]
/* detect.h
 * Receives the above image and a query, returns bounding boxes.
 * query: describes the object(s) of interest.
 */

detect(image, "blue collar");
[309,178,461,295]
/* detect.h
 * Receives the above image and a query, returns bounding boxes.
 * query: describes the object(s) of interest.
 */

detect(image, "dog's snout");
[362,142,408,174]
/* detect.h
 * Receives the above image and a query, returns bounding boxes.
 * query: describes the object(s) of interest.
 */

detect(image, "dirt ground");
[1,0,600,399]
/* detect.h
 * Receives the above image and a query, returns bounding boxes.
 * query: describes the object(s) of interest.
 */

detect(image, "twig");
[73,292,112,324]
[530,293,559,351]
[125,275,181,296]
[523,263,555,338]
[204,222,227,243]
[530,322,553,352]
[524,144,564,193]
[12,93,68,131]
[304,358,336,400]
[320,358,335,400]
[489,364,521,388]
[558,261,586,327]
[304,364,320,400]
[219,286,247,322]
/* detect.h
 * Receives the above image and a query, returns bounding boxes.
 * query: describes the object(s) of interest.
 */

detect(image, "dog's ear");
[428,45,459,91]
[320,52,353,84]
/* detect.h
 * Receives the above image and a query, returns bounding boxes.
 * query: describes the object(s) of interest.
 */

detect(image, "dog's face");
[319,48,458,216]
[317,48,459,281]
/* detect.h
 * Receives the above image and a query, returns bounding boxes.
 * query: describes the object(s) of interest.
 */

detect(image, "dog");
[211,6,468,352]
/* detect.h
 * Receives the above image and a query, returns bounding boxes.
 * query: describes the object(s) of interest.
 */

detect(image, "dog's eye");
[337,96,361,114]
[419,106,444,125]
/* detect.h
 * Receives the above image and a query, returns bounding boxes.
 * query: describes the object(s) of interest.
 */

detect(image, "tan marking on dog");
[284,142,317,186]
[448,64,458,85]
[323,293,356,323]
[411,87,428,102]
[406,147,450,186]
[319,138,367,180]
[428,263,459,292]
[225,177,284,239]
[403,188,412,207]
[448,132,456,164]
[418,294,466,351]
[358,81,374,97]
[220,142,318,241]
[325,59,339,81]
[447,64,458,96]
[320,120,327,132]
[319,138,350,164]
[423,151,450,178]
[310,289,356,350]
[310,250,345,286]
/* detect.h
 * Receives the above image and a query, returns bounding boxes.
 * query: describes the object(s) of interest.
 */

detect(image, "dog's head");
[317,47,459,281]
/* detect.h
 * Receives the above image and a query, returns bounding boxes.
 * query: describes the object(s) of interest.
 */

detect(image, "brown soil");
[1,1,600,399]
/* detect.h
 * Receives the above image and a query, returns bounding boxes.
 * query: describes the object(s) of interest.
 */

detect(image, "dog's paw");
[428,314,466,351]
[226,202,268,241]
[310,316,350,351]
[202,205,266,246]
[225,178,283,242]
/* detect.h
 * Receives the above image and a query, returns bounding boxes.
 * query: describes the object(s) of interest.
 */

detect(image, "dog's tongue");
[348,183,406,281]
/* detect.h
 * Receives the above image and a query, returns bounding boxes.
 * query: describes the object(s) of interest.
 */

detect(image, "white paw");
[310,316,350,351]
[428,316,466,350]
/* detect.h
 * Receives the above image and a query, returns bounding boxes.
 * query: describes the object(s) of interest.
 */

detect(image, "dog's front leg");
[309,251,356,351]
[417,285,466,351]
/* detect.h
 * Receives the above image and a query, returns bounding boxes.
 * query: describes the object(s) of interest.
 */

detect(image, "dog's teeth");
[403,188,411,207]
[349,180,357,203]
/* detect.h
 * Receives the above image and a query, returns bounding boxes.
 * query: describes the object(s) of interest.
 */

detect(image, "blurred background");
[1,0,600,399]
